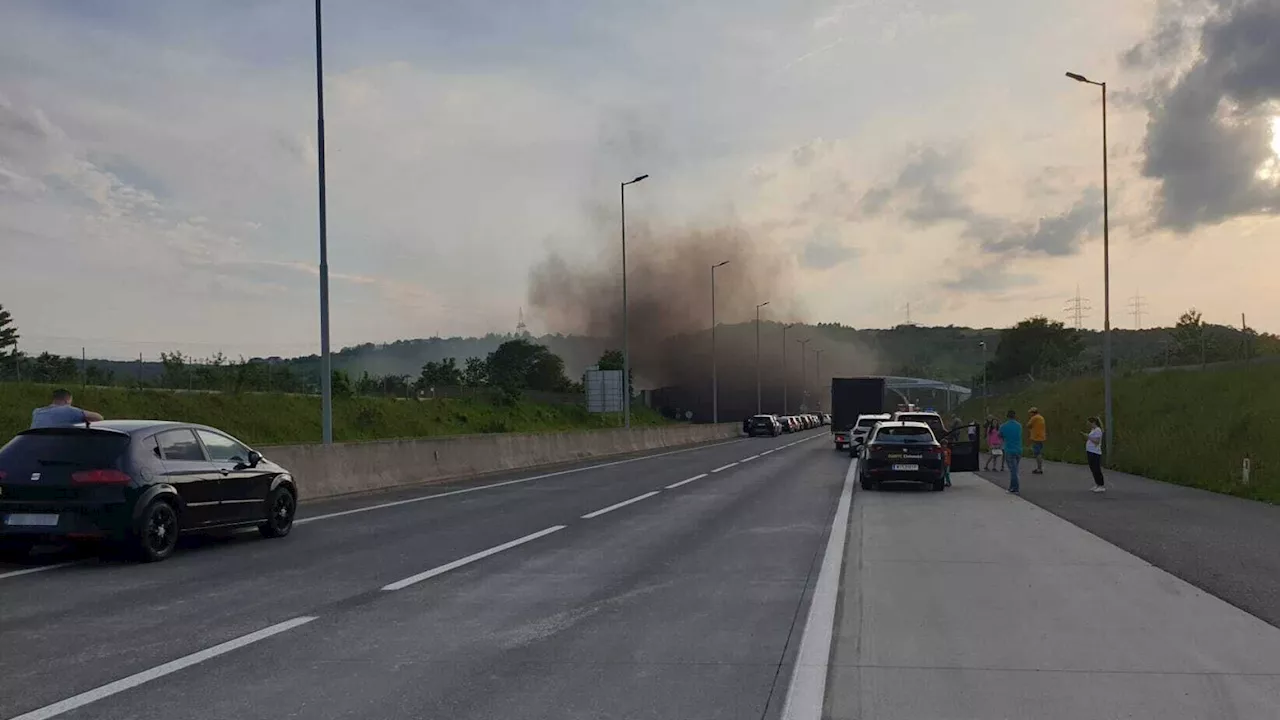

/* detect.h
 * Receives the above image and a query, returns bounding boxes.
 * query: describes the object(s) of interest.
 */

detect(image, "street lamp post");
[979,340,988,418]
[814,349,824,411]
[314,0,333,445]
[796,338,811,411]
[620,174,649,430]
[711,260,730,423]
[1066,71,1113,452]
[755,301,770,414]
[782,324,794,414]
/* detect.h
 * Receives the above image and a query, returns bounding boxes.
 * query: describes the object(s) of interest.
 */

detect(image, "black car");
[747,415,781,437]
[858,421,946,492]
[0,421,297,562]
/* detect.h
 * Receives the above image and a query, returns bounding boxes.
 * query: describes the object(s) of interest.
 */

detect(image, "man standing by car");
[999,409,1023,494]
[1027,407,1046,474]
[30,388,103,428]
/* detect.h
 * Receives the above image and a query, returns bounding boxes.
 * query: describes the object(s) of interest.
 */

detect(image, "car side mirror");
[247,450,262,468]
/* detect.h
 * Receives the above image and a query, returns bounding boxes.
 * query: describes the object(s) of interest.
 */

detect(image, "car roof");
[88,420,191,434]
[856,413,892,419]
[875,421,933,430]
[895,411,942,418]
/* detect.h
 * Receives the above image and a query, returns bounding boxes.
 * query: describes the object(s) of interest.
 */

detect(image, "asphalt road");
[0,427,846,720]
[978,458,1280,629]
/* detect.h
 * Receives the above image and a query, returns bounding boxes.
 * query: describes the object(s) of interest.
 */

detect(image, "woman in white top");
[1082,416,1105,493]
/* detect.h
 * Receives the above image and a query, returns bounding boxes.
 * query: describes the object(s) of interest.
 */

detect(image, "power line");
[1063,285,1092,329]
[1128,291,1147,329]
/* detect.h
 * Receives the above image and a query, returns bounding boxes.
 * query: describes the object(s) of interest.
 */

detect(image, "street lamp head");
[758,301,771,309]
[1065,71,1090,83]
[632,174,649,183]
[714,260,729,268]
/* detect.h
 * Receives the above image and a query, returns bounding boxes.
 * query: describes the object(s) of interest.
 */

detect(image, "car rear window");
[856,418,881,428]
[874,427,935,443]
[0,431,130,467]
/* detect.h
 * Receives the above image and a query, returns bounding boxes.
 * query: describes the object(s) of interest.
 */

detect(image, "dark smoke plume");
[529,223,881,420]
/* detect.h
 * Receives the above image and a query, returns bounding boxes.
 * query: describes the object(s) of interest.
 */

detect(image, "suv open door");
[943,423,980,472]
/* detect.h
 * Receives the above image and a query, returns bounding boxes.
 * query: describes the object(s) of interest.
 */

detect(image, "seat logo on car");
[30,472,41,482]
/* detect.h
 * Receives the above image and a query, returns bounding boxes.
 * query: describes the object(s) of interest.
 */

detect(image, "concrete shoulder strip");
[10,616,317,720]
[779,458,857,720]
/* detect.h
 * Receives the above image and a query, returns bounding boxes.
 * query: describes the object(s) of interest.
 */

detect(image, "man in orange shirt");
[1028,407,1047,474]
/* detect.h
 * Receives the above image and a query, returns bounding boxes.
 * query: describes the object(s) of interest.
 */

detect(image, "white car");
[892,411,947,443]
[848,413,892,455]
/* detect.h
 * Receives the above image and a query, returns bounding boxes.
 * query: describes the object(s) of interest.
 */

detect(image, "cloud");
[859,145,1103,258]
[800,232,860,270]
[1132,0,1280,231]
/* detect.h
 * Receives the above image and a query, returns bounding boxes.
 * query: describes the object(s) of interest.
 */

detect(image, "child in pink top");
[984,417,1004,471]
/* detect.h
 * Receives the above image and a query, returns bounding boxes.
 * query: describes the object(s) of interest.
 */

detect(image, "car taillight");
[0,470,6,481]
[72,469,132,484]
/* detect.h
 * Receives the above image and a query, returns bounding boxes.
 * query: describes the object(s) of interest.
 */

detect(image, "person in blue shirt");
[30,389,103,429]
[998,409,1024,494]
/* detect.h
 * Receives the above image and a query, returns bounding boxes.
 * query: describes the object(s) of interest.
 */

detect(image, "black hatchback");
[0,421,297,562]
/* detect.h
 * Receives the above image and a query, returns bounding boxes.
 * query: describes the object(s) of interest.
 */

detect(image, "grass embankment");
[957,364,1280,503]
[1,383,671,446]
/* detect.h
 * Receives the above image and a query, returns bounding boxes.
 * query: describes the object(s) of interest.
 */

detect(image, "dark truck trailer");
[830,377,887,450]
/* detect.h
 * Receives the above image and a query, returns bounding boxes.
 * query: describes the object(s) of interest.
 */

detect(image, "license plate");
[891,464,919,472]
[4,513,59,527]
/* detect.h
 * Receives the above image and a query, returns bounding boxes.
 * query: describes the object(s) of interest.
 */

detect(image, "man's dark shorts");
[1032,442,1044,456]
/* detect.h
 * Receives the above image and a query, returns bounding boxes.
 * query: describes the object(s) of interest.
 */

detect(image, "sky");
[1,0,1278,360]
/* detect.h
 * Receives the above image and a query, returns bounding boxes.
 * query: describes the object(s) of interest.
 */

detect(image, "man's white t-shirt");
[1086,427,1103,455]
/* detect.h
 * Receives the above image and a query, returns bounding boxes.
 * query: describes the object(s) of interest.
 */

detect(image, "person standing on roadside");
[984,415,1003,471]
[1083,416,1105,493]
[1027,407,1046,474]
[999,409,1023,494]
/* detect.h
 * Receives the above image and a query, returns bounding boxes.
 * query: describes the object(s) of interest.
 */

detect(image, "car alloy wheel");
[138,501,179,562]
[259,488,296,538]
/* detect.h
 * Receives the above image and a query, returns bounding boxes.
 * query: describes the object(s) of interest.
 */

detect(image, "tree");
[160,351,189,389]
[486,339,572,395]
[462,356,489,387]
[986,316,1085,382]
[416,357,463,389]
[595,348,632,398]
[331,369,354,397]
[28,352,78,383]
[1171,308,1208,364]
[0,303,16,358]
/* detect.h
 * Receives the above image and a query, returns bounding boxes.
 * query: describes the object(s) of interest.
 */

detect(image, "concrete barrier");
[261,423,744,501]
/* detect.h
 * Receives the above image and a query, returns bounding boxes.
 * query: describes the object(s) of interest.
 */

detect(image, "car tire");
[860,476,876,491]
[932,479,946,492]
[259,486,296,539]
[133,499,180,563]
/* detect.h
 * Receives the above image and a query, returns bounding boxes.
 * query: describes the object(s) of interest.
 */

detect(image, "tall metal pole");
[315,0,333,444]
[620,175,647,429]
[755,302,770,414]
[1101,81,1113,454]
[711,260,728,423]
[980,340,988,418]
[1068,71,1113,455]
[814,349,824,411]
[796,338,810,411]
[621,181,629,430]
[782,324,793,414]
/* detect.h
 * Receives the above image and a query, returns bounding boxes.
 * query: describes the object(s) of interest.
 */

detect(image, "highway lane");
[1,427,840,720]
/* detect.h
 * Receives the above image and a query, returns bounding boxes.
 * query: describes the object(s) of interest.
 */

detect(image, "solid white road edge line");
[779,457,857,720]
[381,525,566,591]
[8,615,317,720]
[710,462,739,473]
[665,473,708,490]
[0,562,78,582]
[581,491,661,519]
[297,437,746,525]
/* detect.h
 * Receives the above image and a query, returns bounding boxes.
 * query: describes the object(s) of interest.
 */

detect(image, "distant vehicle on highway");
[857,421,946,492]
[0,421,297,562]
[747,415,781,437]
[892,410,947,443]
[847,413,893,456]
[830,377,888,450]
[780,416,798,433]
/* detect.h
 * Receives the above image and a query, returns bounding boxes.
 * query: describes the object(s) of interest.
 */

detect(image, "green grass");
[1,383,672,446]
[956,364,1280,503]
